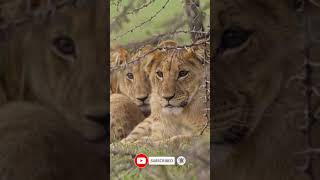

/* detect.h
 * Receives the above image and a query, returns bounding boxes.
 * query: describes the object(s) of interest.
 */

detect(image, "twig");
[200,41,210,135]
[110,0,134,31]
[110,38,210,71]
[112,0,170,41]
[121,29,209,50]
[184,0,205,42]
[126,0,156,15]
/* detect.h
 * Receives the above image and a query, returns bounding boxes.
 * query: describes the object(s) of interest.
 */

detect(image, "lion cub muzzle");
[135,94,150,116]
[160,92,190,115]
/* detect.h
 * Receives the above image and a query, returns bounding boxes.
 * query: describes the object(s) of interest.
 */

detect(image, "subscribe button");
[148,156,175,165]
[134,154,178,168]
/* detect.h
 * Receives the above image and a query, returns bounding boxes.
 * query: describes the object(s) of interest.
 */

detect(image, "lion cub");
[110,46,152,116]
[121,40,210,144]
[110,46,153,142]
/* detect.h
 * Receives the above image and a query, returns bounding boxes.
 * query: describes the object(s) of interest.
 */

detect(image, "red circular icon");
[134,153,148,168]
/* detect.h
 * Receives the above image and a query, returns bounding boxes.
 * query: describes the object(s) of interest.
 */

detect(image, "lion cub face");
[111,47,151,116]
[145,41,204,116]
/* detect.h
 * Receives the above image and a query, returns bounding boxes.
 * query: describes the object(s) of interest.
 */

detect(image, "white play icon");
[137,157,146,164]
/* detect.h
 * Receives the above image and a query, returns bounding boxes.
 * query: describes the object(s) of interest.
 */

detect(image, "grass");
[110,135,210,180]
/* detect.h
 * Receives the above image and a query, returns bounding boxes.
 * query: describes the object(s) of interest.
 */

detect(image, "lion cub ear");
[144,40,177,74]
[143,48,159,75]
[135,44,153,68]
[110,48,129,67]
[189,39,209,64]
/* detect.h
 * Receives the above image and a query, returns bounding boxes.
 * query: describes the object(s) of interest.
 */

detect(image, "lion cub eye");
[53,36,76,56]
[127,73,134,80]
[220,27,251,50]
[156,70,163,79]
[178,70,189,79]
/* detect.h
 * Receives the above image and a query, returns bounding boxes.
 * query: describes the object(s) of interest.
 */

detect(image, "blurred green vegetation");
[110,0,210,45]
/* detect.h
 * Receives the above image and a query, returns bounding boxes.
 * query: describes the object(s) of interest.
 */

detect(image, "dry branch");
[184,0,205,42]
[126,0,156,15]
[112,0,170,41]
[122,29,209,50]
[111,38,210,71]
[110,0,134,32]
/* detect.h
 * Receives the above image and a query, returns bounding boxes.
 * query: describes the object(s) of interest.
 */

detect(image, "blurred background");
[110,0,210,48]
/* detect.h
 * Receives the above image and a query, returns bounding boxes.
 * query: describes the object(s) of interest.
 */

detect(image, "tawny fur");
[110,94,145,142]
[110,46,152,116]
[121,40,209,144]
[109,46,154,142]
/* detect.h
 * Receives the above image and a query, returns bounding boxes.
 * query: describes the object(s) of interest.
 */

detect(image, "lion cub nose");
[162,94,175,101]
[136,95,148,102]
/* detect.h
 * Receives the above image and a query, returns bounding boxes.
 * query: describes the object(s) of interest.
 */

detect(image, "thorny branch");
[184,0,206,42]
[122,29,209,50]
[125,0,156,16]
[112,0,170,41]
[110,38,210,72]
[200,40,210,135]
[110,0,134,32]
